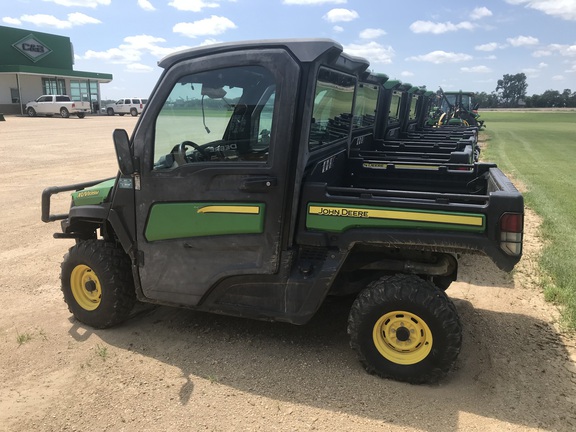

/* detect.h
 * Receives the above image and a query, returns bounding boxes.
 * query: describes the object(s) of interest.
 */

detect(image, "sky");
[3,0,576,100]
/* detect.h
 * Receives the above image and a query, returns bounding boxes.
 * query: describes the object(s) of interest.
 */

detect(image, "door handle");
[240,177,277,192]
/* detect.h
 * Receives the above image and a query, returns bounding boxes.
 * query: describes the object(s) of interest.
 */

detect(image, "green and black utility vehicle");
[42,39,523,384]
[351,74,477,165]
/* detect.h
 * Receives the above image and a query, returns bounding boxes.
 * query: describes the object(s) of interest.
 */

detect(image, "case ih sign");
[12,34,53,62]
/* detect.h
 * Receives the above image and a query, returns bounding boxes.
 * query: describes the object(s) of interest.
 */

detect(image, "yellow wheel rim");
[70,265,102,311]
[372,311,433,365]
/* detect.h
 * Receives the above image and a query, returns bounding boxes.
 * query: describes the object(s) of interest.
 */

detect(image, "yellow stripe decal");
[308,206,483,227]
[197,205,261,215]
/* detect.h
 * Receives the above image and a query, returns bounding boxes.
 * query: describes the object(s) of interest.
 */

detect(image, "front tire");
[27,107,36,117]
[60,107,70,118]
[348,274,462,384]
[61,240,136,329]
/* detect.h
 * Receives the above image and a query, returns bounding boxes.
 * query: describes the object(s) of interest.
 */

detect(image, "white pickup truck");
[25,95,91,118]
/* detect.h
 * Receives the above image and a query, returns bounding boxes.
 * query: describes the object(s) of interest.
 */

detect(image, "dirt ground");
[1,115,575,432]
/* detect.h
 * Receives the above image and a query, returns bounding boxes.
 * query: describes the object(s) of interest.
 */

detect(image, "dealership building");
[0,25,112,115]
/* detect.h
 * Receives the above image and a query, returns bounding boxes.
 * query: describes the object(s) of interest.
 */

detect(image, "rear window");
[353,83,378,128]
[308,67,356,150]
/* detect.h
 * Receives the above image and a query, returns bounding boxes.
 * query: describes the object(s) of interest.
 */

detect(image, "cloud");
[460,65,492,73]
[125,63,154,73]
[40,0,110,7]
[400,71,414,77]
[507,35,539,46]
[470,7,492,20]
[534,43,576,58]
[19,13,101,29]
[409,20,475,34]
[359,28,386,39]
[506,0,576,21]
[173,15,236,38]
[343,41,394,64]
[138,0,156,11]
[407,51,473,64]
[475,42,505,52]
[333,25,344,32]
[552,75,565,80]
[323,8,358,23]
[283,0,346,4]
[68,12,101,25]
[83,34,191,65]
[2,17,22,25]
[168,0,219,12]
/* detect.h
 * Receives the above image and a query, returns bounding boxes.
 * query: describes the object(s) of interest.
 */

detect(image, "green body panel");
[71,179,115,206]
[306,203,486,233]
[145,203,266,241]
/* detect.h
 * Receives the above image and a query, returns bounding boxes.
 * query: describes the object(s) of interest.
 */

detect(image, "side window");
[388,91,402,123]
[353,83,378,128]
[124,99,130,104]
[308,67,355,150]
[132,99,139,104]
[153,65,276,170]
[116,100,122,105]
[409,95,418,120]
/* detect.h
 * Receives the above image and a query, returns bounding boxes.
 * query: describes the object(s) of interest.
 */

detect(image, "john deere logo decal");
[12,34,53,63]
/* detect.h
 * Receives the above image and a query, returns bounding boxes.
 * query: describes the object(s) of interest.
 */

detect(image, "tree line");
[473,73,576,108]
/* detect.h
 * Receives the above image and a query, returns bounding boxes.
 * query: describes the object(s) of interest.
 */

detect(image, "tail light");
[72,102,76,108]
[499,213,523,256]
[140,103,143,109]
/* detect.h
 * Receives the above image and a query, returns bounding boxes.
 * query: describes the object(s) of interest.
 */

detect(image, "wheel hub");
[85,280,97,292]
[395,326,410,342]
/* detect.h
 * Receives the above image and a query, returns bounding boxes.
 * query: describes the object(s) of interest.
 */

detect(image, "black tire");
[348,274,462,384]
[119,113,125,116]
[130,108,138,116]
[27,107,36,117]
[61,240,136,329]
[77,112,86,119]
[107,107,115,116]
[60,107,70,118]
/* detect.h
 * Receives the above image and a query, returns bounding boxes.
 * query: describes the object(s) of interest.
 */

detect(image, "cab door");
[131,49,300,306]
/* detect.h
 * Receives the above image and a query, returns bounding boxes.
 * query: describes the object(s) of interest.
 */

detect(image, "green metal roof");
[0,64,112,82]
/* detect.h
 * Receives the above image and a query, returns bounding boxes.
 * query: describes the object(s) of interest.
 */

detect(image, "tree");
[495,73,528,107]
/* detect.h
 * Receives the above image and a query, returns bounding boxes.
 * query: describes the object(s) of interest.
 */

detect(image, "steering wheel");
[175,140,206,165]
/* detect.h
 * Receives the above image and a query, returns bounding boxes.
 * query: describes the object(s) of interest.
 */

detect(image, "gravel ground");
[1,115,575,432]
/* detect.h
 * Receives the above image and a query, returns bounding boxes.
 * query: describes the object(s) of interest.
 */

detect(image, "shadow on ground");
[70,293,576,432]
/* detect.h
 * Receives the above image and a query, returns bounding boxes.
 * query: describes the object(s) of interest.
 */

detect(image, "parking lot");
[1,114,575,432]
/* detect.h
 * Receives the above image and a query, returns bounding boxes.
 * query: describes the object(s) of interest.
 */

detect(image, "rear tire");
[77,112,86,119]
[27,107,36,117]
[130,108,138,116]
[61,240,136,329]
[60,107,70,118]
[348,274,462,384]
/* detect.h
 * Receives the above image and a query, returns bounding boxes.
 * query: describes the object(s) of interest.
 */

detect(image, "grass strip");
[481,110,576,328]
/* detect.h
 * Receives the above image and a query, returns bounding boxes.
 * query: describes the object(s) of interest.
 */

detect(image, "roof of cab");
[158,38,370,75]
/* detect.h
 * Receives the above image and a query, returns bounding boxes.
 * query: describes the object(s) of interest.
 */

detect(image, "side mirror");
[113,128,135,175]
